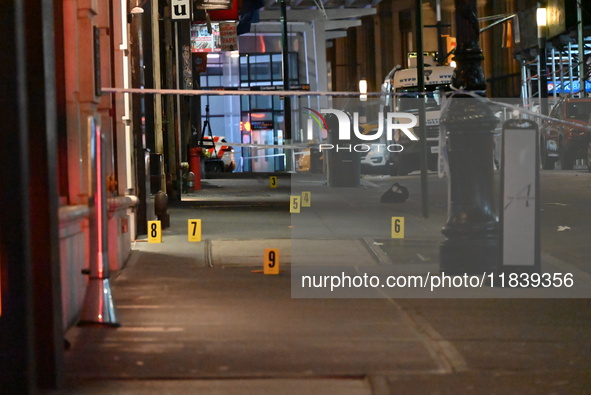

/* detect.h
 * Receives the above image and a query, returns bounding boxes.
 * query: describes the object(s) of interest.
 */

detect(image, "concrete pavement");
[49,173,591,394]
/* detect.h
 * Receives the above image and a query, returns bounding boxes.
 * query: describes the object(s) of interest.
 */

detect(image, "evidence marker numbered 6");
[391,217,404,239]
[148,220,162,243]
[188,219,202,242]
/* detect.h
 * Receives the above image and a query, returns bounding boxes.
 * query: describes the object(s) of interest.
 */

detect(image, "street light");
[439,0,499,275]
[536,7,547,28]
[129,1,149,235]
[359,79,367,125]
[537,6,549,116]
[359,79,367,102]
[130,0,145,14]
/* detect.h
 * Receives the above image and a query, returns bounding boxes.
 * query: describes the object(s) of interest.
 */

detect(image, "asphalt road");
[364,167,591,276]
[53,169,591,394]
[538,169,591,274]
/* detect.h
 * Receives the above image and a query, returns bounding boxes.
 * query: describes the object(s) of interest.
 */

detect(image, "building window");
[238,52,298,172]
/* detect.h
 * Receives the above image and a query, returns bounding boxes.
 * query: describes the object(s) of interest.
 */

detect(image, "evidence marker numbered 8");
[148,220,162,243]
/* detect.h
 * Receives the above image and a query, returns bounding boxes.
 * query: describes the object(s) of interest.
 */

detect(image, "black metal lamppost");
[130,1,149,236]
[439,0,499,275]
[537,5,549,116]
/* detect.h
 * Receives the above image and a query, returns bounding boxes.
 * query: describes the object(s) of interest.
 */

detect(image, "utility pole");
[537,5,549,116]
[415,0,429,218]
[130,7,148,235]
[279,0,292,169]
[152,0,165,192]
[163,4,178,200]
[577,0,585,98]
[439,0,499,275]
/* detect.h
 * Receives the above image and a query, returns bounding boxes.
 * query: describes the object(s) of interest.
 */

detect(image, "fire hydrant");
[154,190,169,229]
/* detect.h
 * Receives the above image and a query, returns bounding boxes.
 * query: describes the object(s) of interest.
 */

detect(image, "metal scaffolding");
[521,34,590,111]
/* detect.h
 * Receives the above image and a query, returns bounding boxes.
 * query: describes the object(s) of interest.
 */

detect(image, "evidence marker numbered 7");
[188,219,202,242]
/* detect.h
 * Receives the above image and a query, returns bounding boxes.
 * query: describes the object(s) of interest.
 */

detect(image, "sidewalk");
[50,173,591,394]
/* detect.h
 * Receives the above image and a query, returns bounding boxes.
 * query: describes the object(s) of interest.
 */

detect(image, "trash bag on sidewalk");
[380,183,409,203]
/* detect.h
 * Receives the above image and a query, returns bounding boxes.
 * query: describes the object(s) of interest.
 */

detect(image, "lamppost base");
[440,235,499,276]
[78,278,120,327]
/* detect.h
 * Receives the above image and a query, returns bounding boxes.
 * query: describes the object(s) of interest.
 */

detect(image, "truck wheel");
[540,138,555,170]
[393,160,410,176]
[388,162,398,176]
[541,151,556,170]
[558,140,574,170]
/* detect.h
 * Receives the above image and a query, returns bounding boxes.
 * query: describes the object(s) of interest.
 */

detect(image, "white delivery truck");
[380,64,454,175]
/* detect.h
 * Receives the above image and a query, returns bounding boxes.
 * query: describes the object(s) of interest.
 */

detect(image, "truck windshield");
[396,90,442,112]
[566,102,591,122]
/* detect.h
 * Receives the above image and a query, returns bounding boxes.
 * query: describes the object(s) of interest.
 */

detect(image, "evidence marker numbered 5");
[290,192,312,213]
[290,196,301,213]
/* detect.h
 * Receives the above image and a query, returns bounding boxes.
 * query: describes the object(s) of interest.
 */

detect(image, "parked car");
[200,136,236,173]
[540,98,591,170]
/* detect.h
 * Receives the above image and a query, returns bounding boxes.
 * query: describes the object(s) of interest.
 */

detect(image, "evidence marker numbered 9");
[264,248,280,275]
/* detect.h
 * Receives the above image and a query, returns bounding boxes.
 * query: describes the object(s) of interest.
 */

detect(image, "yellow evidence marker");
[301,191,311,207]
[269,176,278,188]
[290,196,301,213]
[188,219,202,242]
[391,217,405,239]
[264,248,280,275]
[148,220,162,243]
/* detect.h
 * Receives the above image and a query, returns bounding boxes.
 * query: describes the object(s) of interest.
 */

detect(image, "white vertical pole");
[577,0,585,97]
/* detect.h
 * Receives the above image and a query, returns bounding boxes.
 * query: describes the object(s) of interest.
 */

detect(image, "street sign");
[500,119,540,273]
[219,22,238,52]
[172,0,192,19]
[195,0,232,9]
